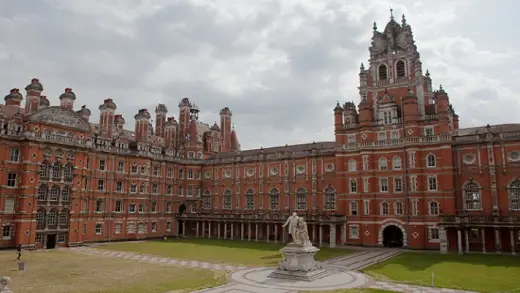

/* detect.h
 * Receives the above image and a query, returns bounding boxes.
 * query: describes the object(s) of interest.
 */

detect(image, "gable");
[27,106,91,132]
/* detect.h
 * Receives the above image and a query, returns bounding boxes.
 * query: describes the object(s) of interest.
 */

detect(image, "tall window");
[63,164,73,182]
[115,200,122,212]
[59,210,68,225]
[392,156,402,170]
[96,199,104,212]
[348,159,357,172]
[52,163,61,180]
[9,149,20,162]
[350,202,358,215]
[427,154,436,167]
[37,185,47,200]
[396,60,406,77]
[380,178,389,192]
[61,187,70,202]
[245,189,255,210]
[509,179,520,210]
[47,210,57,226]
[379,157,388,170]
[395,201,403,215]
[464,182,481,210]
[394,177,403,192]
[324,187,336,210]
[269,188,280,210]
[202,191,211,209]
[428,176,438,191]
[40,161,50,178]
[223,189,232,210]
[381,202,390,215]
[378,64,388,80]
[49,186,59,201]
[36,209,45,227]
[7,173,17,187]
[296,188,306,210]
[429,201,440,215]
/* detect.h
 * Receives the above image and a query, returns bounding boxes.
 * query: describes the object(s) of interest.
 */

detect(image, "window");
[223,190,232,210]
[464,182,481,210]
[429,227,440,242]
[63,164,73,181]
[428,176,438,191]
[96,199,104,212]
[116,181,123,192]
[166,201,172,212]
[363,200,370,215]
[349,179,357,193]
[61,187,70,202]
[117,161,124,172]
[378,64,387,80]
[115,223,122,234]
[40,161,49,178]
[115,200,122,212]
[2,226,11,239]
[391,130,400,139]
[392,156,402,170]
[395,201,403,215]
[363,178,369,193]
[131,165,138,174]
[379,157,387,170]
[424,126,435,136]
[9,149,20,162]
[3,198,14,213]
[153,166,159,176]
[349,225,360,239]
[381,202,390,215]
[269,189,280,210]
[179,186,183,196]
[37,185,47,200]
[36,210,45,226]
[167,168,173,178]
[139,184,146,193]
[394,177,403,192]
[383,111,392,124]
[324,187,336,210]
[429,201,440,215]
[95,223,103,235]
[350,202,358,215]
[396,60,406,77]
[7,173,17,187]
[99,159,106,171]
[409,152,416,168]
[296,188,306,210]
[348,159,357,172]
[187,186,193,196]
[202,191,211,209]
[151,201,157,212]
[130,183,137,193]
[138,223,146,233]
[426,154,436,168]
[245,189,255,210]
[138,204,144,213]
[509,179,520,210]
[140,166,147,175]
[35,233,43,243]
[167,184,173,194]
[187,169,194,179]
[379,178,388,192]
[347,134,356,143]
[362,155,369,170]
[409,175,417,192]
[59,210,68,225]
[97,180,105,191]
[47,210,57,225]
[49,186,59,201]
[152,222,157,232]
[152,183,159,194]
[411,200,419,216]
[127,222,136,234]
[179,168,184,178]
[129,204,136,213]
[377,132,387,142]
[166,221,172,232]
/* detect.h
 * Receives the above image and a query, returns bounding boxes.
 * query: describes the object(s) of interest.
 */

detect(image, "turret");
[155,104,167,138]
[76,105,92,122]
[134,109,151,141]
[219,107,232,152]
[39,96,50,109]
[164,117,178,148]
[402,89,419,123]
[98,99,117,137]
[334,102,343,130]
[59,88,76,110]
[343,101,358,126]
[358,99,373,127]
[24,78,43,114]
[4,89,23,107]
[230,126,240,152]
[178,97,191,143]
[434,85,450,115]
[114,114,125,132]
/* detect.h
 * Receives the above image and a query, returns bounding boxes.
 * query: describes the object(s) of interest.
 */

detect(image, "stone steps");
[325,250,402,271]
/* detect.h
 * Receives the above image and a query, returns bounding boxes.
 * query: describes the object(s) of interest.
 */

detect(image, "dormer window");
[378,64,388,80]
[396,60,406,78]
[383,111,392,124]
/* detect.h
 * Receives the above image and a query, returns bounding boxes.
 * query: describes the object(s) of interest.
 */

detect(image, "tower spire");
[390,7,394,20]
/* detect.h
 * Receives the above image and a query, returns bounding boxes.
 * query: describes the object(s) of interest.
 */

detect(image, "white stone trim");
[378,222,408,247]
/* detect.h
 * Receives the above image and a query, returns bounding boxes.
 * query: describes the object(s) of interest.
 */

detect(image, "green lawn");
[0,250,225,293]
[299,289,397,293]
[98,238,353,266]
[363,252,520,292]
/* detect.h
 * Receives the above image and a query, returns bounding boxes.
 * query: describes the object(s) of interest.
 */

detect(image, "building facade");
[1,13,519,254]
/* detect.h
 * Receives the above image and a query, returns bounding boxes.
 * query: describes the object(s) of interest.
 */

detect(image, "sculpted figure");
[293,217,311,245]
[283,212,299,242]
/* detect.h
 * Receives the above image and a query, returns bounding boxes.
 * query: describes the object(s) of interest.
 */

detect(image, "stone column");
[241,223,244,240]
[495,228,501,253]
[266,224,270,243]
[313,224,317,244]
[182,221,186,237]
[341,223,347,244]
[224,222,227,240]
[457,229,462,254]
[202,222,205,237]
[248,223,251,241]
[481,228,486,253]
[274,224,278,243]
[217,222,221,239]
[231,223,234,240]
[208,222,212,238]
[510,229,516,255]
[464,229,469,253]
[439,227,448,254]
[329,224,336,248]
[319,225,323,247]
[196,222,199,237]
[255,223,259,241]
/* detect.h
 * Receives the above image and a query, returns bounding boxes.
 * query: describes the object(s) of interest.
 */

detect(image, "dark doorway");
[178,203,186,214]
[382,225,404,248]
[46,234,57,249]
[178,221,184,235]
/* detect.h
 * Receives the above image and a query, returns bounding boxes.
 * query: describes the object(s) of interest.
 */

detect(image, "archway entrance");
[382,225,404,248]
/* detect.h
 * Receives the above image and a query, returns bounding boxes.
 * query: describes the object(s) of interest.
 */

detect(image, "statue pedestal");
[268,243,330,281]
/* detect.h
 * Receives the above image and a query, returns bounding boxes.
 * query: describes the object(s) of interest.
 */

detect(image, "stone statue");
[0,276,12,293]
[293,217,311,246]
[283,212,299,242]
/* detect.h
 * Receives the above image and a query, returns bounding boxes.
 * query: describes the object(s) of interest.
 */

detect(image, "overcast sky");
[1,0,518,150]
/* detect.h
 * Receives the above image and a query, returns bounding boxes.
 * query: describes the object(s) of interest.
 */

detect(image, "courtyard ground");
[97,238,353,266]
[362,252,520,293]
[299,290,397,293]
[0,249,225,293]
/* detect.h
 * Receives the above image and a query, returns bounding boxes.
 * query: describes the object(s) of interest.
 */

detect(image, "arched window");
[429,201,440,215]
[202,190,211,209]
[47,210,57,226]
[395,201,403,215]
[463,181,481,210]
[52,162,61,180]
[324,186,336,210]
[59,209,69,225]
[381,201,390,215]
[348,159,357,172]
[63,163,73,181]
[427,154,436,168]
[378,64,388,80]
[396,60,406,78]
[392,156,402,170]
[37,185,47,201]
[379,157,388,170]
[508,179,520,210]
[269,188,280,210]
[296,188,306,210]
[223,189,232,210]
[350,201,358,215]
[61,187,70,202]
[49,186,60,201]
[36,209,46,227]
[40,161,50,178]
[245,189,255,210]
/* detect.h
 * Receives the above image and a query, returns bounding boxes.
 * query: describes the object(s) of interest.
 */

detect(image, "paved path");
[68,247,476,293]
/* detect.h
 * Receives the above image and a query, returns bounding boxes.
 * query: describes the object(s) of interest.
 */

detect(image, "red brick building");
[1,13,519,254]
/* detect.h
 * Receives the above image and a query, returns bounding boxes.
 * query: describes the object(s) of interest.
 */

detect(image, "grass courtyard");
[299,290,396,293]
[97,238,353,266]
[362,252,520,293]
[0,250,225,293]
